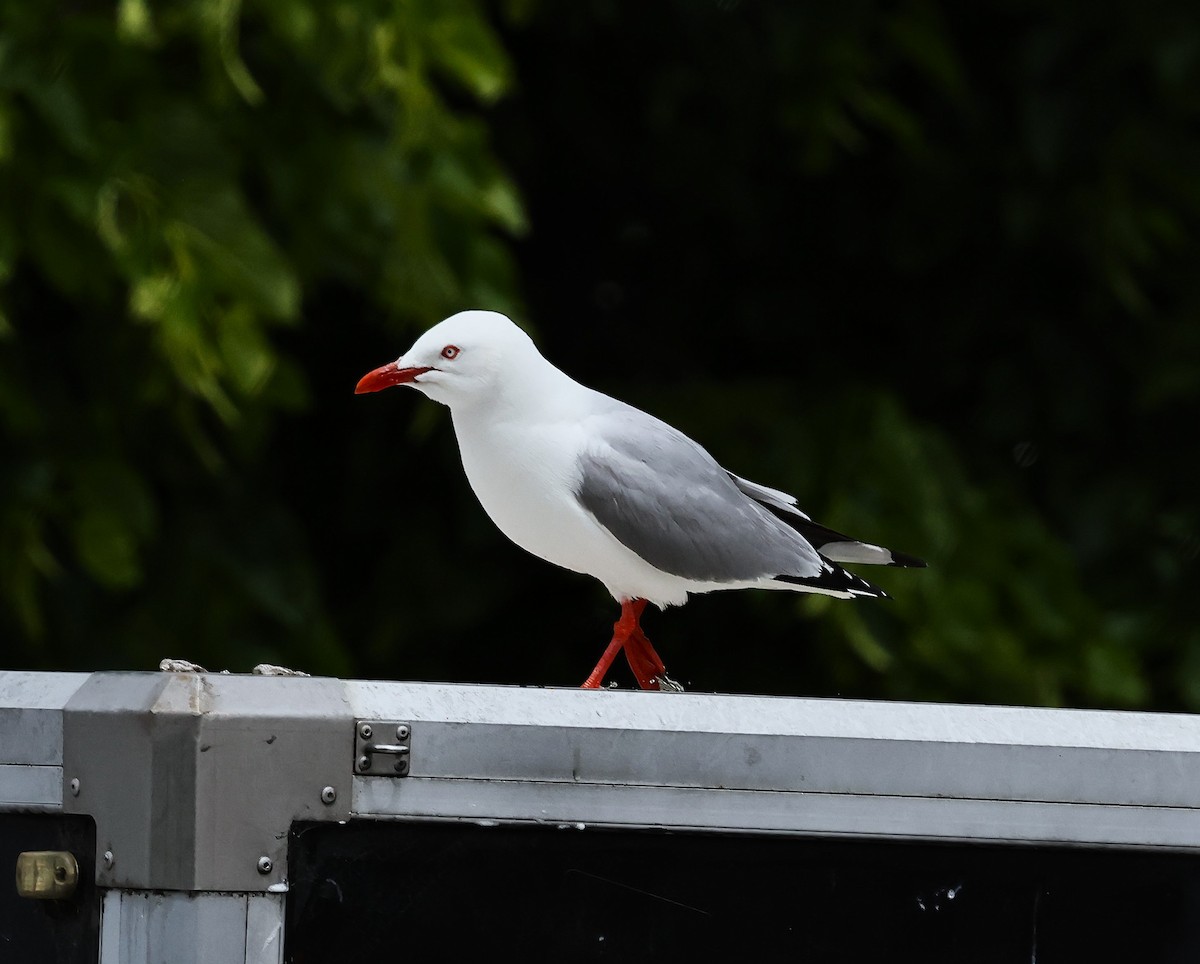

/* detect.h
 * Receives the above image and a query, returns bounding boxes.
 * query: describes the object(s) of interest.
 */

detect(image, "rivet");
[357,755,371,772]
[320,786,337,805]
[358,723,373,740]
[69,778,80,796]
[103,851,114,869]
[396,724,410,740]
[257,856,273,875]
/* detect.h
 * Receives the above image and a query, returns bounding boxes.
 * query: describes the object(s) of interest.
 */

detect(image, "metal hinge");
[354,720,412,776]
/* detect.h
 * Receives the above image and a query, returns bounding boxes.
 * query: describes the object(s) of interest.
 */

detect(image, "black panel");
[0,813,99,964]
[285,821,1200,963]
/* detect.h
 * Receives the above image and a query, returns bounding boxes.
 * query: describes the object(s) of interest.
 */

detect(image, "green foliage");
[0,0,522,668]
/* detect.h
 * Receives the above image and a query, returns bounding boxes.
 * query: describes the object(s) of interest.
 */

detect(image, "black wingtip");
[887,550,927,569]
[755,499,928,570]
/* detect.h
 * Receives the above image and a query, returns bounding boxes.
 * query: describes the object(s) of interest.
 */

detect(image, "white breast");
[450,410,692,607]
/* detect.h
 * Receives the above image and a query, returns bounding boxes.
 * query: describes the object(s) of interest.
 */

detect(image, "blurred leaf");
[117,0,158,46]
[427,8,513,102]
[73,508,142,589]
[172,183,300,320]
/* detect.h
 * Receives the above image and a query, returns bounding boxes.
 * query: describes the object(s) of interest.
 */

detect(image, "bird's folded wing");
[574,411,825,584]
[726,473,810,519]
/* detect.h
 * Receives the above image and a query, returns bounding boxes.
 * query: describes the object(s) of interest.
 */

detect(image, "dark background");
[2,0,1197,708]
[285,821,1200,963]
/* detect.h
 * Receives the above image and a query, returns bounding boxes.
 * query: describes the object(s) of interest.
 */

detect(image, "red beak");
[355,362,434,394]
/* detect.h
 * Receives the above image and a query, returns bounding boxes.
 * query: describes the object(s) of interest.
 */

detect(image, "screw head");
[358,723,373,740]
[357,755,371,772]
[395,758,409,774]
[320,786,337,805]
[69,778,80,796]
[396,724,410,740]
[257,856,273,875]
[103,851,114,869]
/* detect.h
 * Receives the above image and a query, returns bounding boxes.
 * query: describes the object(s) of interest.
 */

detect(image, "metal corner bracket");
[61,672,353,893]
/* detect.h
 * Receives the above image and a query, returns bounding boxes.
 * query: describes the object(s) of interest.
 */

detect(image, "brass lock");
[15,851,79,900]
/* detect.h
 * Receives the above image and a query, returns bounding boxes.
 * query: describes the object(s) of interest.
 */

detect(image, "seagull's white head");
[355,310,539,408]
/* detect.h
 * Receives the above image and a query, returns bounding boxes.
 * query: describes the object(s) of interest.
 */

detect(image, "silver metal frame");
[5,670,1200,962]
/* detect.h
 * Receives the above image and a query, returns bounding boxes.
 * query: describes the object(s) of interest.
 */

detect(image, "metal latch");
[355,720,412,776]
[16,851,79,900]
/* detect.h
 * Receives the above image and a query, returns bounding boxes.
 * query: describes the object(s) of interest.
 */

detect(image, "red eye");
[440,345,460,360]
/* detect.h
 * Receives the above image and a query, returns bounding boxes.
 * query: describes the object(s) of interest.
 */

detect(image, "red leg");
[580,632,625,689]
[581,600,681,691]
[581,599,651,689]
[624,630,668,688]
[625,616,684,691]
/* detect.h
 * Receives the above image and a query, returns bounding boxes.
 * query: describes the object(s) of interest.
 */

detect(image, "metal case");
[4,670,1200,962]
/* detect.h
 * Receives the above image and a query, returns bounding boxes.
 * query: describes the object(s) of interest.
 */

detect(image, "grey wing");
[574,410,827,583]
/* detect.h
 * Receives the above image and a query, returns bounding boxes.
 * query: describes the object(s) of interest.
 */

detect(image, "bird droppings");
[253,922,282,956]
[915,883,963,912]
[159,658,208,673]
[474,819,500,828]
[267,881,289,893]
